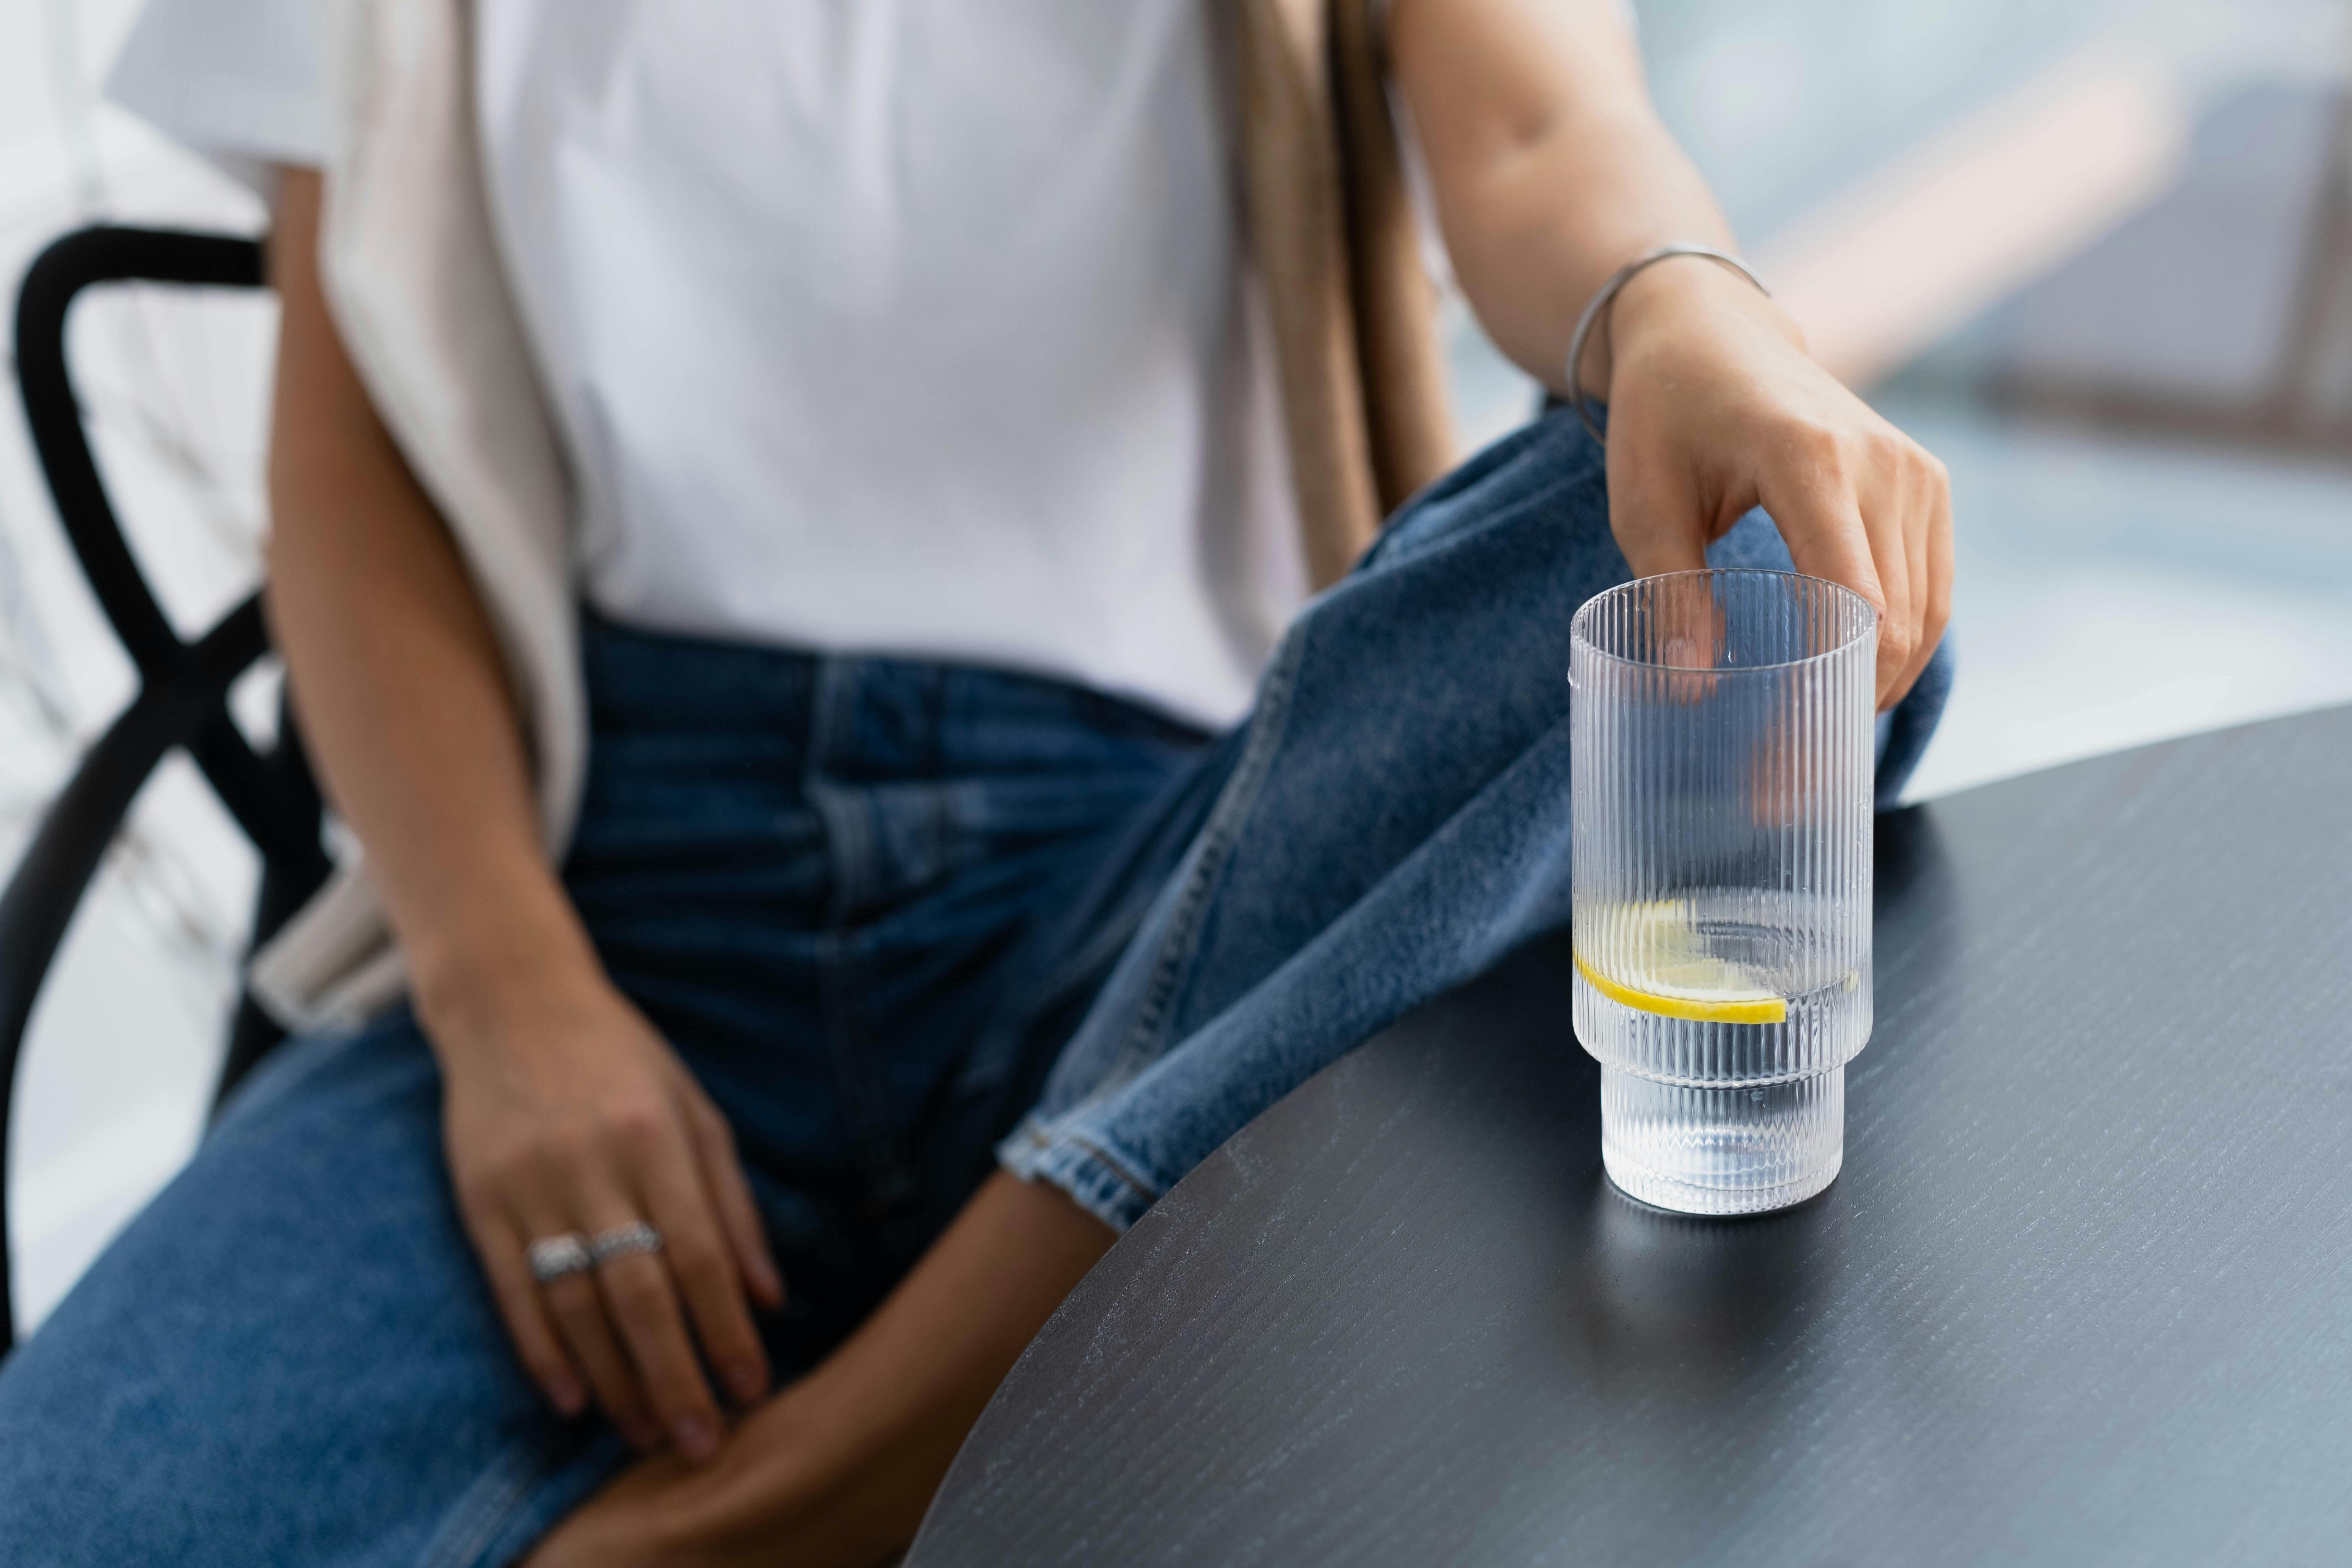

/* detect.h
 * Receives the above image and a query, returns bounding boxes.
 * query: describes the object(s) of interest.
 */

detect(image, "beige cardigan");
[253,0,1458,1029]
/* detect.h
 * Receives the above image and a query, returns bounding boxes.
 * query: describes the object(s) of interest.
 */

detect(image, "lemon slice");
[1572,948,1788,1025]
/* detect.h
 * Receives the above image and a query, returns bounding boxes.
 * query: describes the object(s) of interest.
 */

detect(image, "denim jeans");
[0,409,1948,1562]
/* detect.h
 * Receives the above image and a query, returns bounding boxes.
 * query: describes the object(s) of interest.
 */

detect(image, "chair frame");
[1,226,331,1357]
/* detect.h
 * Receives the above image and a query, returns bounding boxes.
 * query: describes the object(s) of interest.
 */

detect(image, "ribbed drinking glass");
[1570,568,1877,1215]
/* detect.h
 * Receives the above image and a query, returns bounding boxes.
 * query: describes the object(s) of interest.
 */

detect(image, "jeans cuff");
[996,1114,1161,1233]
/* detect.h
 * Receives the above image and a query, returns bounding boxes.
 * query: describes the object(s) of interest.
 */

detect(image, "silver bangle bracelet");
[1564,243,1771,446]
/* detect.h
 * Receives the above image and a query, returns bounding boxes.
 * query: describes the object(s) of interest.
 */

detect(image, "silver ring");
[526,1232,594,1284]
[589,1221,664,1267]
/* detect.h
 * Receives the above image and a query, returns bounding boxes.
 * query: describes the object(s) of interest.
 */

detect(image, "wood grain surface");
[908,706,2352,1567]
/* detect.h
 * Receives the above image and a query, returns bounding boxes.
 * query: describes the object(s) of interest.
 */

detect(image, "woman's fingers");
[1860,445,1917,711]
[1611,414,1948,715]
[1849,434,1949,709]
[1607,430,1727,681]
[1902,463,1933,696]
[1753,448,1892,683]
[596,1248,725,1463]
[1757,426,1937,709]
[682,1090,785,1311]
[1893,449,1954,703]
[513,1182,661,1450]
[1605,428,1710,582]
[636,1098,773,1407]
[536,1245,662,1449]
[568,1157,728,1464]
[466,1208,585,1418]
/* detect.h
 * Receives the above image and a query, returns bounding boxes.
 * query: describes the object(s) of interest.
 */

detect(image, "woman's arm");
[1391,0,1953,708]
[266,169,783,1461]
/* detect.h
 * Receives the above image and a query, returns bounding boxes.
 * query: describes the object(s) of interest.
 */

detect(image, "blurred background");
[5,0,2350,1330]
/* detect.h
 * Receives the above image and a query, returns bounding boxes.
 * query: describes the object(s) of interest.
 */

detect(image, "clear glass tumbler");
[1570,569,1877,1215]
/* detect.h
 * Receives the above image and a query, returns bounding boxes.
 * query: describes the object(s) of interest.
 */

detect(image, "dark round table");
[907,706,2352,1568]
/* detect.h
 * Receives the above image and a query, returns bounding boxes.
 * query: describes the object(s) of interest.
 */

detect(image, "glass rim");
[1568,567,1878,678]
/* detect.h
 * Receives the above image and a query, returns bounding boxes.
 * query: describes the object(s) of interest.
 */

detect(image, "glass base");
[1599,1064,1844,1216]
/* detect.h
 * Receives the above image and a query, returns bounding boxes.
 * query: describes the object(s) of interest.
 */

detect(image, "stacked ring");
[589,1221,664,1266]
[526,1232,594,1284]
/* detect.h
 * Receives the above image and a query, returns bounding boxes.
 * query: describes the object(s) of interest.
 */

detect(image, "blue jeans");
[0,410,1948,1562]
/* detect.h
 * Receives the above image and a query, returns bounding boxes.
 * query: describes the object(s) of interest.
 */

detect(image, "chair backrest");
[2,225,331,1355]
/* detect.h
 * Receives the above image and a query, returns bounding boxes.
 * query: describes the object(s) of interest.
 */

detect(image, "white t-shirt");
[110,0,1309,728]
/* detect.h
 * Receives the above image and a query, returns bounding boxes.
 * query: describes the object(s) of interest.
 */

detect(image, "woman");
[0,0,1951,1562]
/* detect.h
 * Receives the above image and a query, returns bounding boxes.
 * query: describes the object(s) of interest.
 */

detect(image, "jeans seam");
[807,658,871,921]
[412,1435,542,1568]
[1000,1116,1159,1227]
[1113,624,1306,1075]
[804,658,910,1216]
[1061,1132,1158,1208]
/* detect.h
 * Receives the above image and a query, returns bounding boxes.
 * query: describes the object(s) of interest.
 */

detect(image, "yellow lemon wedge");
[1572,948,1789,1025]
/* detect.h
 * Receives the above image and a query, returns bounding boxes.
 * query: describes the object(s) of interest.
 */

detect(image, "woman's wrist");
[406,875,609,1060]
[1597,251,1805,396]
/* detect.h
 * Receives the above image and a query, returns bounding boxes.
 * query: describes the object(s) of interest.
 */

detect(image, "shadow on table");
[1872,802,1955,928]
[1563,1177,1852,1397]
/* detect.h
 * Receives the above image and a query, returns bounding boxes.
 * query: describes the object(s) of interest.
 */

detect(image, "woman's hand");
[1593,260,1953,712]
[429,970,787,1463]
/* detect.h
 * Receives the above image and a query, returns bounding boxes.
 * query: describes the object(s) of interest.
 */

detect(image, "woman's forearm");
[1390,0,1793,396]
[263,168,597,1027]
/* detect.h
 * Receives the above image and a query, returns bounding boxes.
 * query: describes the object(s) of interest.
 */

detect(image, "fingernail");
[548,1378,584,1417]
[1664,636,1700,668]
[674,1414,719,1463]
[727,1359,769,1404]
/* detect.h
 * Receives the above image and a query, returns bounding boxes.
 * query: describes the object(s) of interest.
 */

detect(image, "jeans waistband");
[578,610,1216,782]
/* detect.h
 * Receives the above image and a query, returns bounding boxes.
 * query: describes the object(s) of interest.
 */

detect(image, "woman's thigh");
[0,1015,623,1568]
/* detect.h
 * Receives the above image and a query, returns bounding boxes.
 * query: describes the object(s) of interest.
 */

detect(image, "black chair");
[0,226,332,1358]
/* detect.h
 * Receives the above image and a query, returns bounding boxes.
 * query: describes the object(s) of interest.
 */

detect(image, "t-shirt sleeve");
[104,0,331,196]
